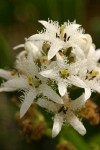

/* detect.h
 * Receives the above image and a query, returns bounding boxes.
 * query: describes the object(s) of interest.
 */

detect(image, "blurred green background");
[0,0,100,150]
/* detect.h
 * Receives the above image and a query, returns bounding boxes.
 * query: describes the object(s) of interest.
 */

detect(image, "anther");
[67,36,70,41]
[63,33,67,42]
[56,33,60,38]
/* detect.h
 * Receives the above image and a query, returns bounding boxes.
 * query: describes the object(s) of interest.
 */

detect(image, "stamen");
[56,33,59,38]
[35,76,39,79]
[86,70,99,80]
[28,76,33,86]
[58,106,68,114]
[64,47,72,56]
[63,33,67,42]
[67,36,70,41]
[11,69,17,76]
[60,69,70,75]
[58,106,64,113]
[63,106,68,114]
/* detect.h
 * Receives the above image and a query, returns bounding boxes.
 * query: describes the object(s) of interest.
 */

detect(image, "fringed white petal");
[20,88,36,118]
[39,84,63,104]
[68,76,87,88]
[70,88,91,111]
[65,111,86,135]
[52,114,63,138]
[16,50,38,77]
[84,88,91,101]
[40,69,55,79]
[28,34,50,41]
[37,98,58,112]
[39,20,59,34]
[70,59,87,75]
[48,43,63,60]
[58,81,67,96]
[26,51,38,76]
[64,22,81,32]
[1,77,29,91]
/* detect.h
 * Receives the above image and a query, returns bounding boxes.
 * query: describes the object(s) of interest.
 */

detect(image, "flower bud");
[79,34,92,54]
[24,41,41,58]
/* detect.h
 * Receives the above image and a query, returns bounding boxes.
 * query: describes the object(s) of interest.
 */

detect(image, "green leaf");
[58,126,91,150]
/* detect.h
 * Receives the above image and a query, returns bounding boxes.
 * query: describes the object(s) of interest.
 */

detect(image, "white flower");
[0,19,100,139]
[0,50,63,118]
[77,44,100,92]
[24,41,42,58]
[40,53,87,96]
[28,20,92,60]
[78,60,100,94]
[37,93,88,138]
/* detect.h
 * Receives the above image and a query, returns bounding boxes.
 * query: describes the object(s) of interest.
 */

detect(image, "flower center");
[58,106,68,114]
[86,70,99,80]
[28,76,41,88]
[42,41,50,55]
[60,69,70,78]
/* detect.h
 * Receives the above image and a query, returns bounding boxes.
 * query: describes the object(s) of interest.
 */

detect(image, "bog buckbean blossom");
[0,19,100,137]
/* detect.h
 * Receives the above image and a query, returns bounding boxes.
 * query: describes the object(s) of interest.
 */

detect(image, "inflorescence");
[0,20,100,137]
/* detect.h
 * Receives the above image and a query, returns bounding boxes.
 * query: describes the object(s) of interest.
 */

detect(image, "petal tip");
[48,55,52,60]
[52,133,57,138]
[20,109,25,118]
[81,128,87,136]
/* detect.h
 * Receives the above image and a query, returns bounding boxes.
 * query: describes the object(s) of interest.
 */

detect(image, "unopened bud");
[24,41,41,58]
[79,34,92,53]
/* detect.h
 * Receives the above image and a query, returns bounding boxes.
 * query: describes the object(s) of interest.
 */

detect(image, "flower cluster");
[0,20,100,138]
